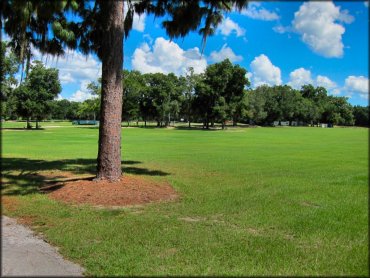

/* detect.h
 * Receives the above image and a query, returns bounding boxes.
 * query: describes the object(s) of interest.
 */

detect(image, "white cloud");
[288,68,313,89]
[365,2,369,8]
[124,2,146,32]
[131,37,207,76]
[217,17,245,37]
[210,44,243,63]
[344,76,369,99]
[272,25,293,34]
[292,1,354,58]
[59,72,75,84]
[249,54,282,87]
[316,75,337,89]
[241,2,280,21]
[132,13,146,32]
[69,90,94,102]
[32,47,102,84]
[69,79,97,102]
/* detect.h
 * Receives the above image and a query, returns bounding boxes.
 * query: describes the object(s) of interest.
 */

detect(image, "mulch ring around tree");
[41,174,179,207]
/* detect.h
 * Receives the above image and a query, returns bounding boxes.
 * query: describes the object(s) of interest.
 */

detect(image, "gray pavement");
[1,216,84,277]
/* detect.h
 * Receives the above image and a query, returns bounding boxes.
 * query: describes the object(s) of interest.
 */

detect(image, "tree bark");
[96,1,124,181]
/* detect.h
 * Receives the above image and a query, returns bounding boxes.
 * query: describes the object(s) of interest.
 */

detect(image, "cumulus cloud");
[316,75,337,90]
[131,37,207,75]
[69,79,97,102]
[288,68,338,93]
[69,90,94,102]
[32,47,102,84]
[217,17,245,37]
[292,1,354,58]
[20,47,101,101]
[344,76,369,99]
[210,44,243,63]
[249,54,282,87]
[241,2,280,21]
[59,72,75,84]
[288,68,313,89]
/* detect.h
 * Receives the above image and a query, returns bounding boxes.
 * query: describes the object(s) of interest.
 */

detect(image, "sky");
[3,1,369,106]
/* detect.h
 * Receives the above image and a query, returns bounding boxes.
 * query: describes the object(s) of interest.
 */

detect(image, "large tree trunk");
[96,1,124,181]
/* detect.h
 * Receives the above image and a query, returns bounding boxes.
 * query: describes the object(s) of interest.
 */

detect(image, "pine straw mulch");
[40,173,179,207]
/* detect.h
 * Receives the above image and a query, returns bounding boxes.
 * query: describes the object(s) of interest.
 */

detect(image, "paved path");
[2,216,84,276]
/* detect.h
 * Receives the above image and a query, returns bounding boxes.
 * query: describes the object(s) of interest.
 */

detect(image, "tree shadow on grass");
[1,157,170,196]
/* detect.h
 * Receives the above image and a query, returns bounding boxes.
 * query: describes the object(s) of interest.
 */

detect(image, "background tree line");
[1,46,368,128]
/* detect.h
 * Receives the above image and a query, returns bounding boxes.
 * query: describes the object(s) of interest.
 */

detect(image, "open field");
[1,122,368,276]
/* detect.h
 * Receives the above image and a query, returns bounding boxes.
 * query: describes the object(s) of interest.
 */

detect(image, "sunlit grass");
[2,123,368,276]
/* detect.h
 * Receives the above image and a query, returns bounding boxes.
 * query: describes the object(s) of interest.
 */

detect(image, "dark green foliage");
[0,41,20,119]
[11,61,61,128]
[49,100,80,120]
[122,70,145,125]
[247,84,356,126]
[321,96,354,126]
[352,106,369,127]
[142,72,182,127]
[193,59,250,129]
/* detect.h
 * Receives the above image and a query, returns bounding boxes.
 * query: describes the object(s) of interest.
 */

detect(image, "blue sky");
[4,1,369,106]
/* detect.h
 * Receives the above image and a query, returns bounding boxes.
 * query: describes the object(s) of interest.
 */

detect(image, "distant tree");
[193,74,213,128]
[122,70,145,126]
[139,86,156,127]
[0,41,19,119]
[223,62,250,125]
[181,67,200,127]
[12,61,61,128]
[273,85,303,124]
[78,99,99,120]
[49,99,81,120]
[246,87,268,125]
[232,93,249,124]
[321,96,354,126]
[143,72,180,127]
[300,85,329,125]
[353,106,369,127]
[295,97,320,125]
[194,59,249,129]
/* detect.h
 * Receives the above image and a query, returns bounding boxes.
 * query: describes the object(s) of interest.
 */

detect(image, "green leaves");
[11,60,61,122]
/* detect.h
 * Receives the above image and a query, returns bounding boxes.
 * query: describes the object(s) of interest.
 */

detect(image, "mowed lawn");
[1,122,368,276]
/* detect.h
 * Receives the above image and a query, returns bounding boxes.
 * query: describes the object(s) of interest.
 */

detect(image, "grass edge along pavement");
[1,121,368,276]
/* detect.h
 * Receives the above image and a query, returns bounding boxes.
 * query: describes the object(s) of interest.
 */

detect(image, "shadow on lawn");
[1,157,169,196]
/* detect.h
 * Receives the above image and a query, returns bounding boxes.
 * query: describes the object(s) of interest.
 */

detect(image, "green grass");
[2,122,368,276]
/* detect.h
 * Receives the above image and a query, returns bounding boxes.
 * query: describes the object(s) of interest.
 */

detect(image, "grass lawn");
[1,122,368,276]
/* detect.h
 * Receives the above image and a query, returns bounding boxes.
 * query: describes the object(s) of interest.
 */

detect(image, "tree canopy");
[11,60,61,128]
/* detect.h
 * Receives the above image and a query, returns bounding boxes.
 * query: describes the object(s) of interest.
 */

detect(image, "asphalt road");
[1,216,84,276]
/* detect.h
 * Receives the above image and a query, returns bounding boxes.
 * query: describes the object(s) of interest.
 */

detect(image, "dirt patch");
[16,215,38,227]
[2,196,20,212]
[45,174,178,207]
